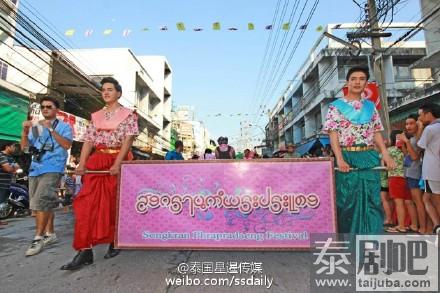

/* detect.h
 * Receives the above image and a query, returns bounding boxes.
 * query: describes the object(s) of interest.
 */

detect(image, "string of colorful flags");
[205,113,268,118]
[64,23,325,37]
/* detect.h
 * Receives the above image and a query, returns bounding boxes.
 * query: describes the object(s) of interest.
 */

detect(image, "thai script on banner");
[117,160,336,249]
[135,187,320,217]
[30,102,89,141]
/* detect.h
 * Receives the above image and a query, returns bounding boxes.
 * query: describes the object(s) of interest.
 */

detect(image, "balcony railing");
[389,82,440,110]
[302,86,320,108]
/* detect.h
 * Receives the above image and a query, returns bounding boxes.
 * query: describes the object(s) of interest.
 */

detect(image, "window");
[315,111,322,131]
[0,61,8,80]
[394,66,412,80]
[337,61,369,80]
[300,120,305,140]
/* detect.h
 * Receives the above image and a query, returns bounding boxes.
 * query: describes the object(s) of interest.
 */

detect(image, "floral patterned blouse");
[323,99,383,146]
[84,112,139,148]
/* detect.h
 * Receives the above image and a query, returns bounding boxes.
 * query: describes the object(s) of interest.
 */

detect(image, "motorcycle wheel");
[15,209,31,218]
[0,204,14,219]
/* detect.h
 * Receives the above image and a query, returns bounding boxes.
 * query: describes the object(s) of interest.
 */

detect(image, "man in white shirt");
[417,103,440,234]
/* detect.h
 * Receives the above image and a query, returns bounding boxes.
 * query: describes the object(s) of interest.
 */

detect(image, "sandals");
[407,227,421,234]
[386,226,408,233]
[383,223,394,231]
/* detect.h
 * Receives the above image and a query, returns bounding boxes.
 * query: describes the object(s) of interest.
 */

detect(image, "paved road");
[4,210,434,293]
[1,210,326,293]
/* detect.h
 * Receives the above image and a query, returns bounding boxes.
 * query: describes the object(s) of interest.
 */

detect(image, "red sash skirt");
[72,150,119,250]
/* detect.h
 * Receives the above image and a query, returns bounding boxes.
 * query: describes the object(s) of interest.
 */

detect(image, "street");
[0,210,322,293]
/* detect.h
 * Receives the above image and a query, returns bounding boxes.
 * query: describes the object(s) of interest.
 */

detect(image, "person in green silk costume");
[323,67,396,235]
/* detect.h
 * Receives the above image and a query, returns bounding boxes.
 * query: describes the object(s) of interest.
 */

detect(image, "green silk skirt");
[335,149,383,234]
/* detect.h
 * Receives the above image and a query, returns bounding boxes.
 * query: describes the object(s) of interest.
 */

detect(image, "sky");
[21,0,421,145]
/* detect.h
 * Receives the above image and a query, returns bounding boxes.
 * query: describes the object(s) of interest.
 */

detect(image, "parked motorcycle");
[0,170,30,219]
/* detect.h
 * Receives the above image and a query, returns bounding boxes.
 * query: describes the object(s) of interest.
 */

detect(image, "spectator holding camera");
[20,97,73,257]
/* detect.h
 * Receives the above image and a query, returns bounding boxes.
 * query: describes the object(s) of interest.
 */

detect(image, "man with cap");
[283,143,300,158]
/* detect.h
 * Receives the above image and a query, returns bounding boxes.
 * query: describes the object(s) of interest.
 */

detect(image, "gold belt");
[95,148,120,154]
[341,146,374,152]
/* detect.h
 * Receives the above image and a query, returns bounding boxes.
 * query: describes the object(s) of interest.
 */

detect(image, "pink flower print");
[326,121,337,130]
[362,129,370,138]
[353,101,362,111]
[344,136,355,146]
[340,119,351,128]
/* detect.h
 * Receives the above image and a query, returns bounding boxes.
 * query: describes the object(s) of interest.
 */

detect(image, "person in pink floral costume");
[323,67,395,235]
[61,77,138,270]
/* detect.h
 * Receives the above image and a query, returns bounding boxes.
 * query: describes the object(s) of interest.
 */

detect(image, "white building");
[0,0,38,142]
[191,121,211,156]
[1,1,49,94]
[237,121,254,152]
[0,0,19,82]
[390,0,440,122]
[4,46,51,95]
[4,46,173,156]
[62,49,172,155]
[171,105,211,158]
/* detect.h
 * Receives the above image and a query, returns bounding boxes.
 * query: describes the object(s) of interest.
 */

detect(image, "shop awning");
[296,140,317,156]
[0,89,29,141]
[319,137,330,146]
[295,136,329,156]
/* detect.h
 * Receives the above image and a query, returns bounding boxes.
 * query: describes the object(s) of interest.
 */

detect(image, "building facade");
[0,0,19,82]
[4,46,173,157]
[389,0,440,127]
[171,105,211,159]
[0,0,33,142]
[62,49,173,157]
[265,23,432,155]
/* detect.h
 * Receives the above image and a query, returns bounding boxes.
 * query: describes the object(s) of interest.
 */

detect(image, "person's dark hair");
[389,130,401,147]
[175,140,183,149]
[40,96,60,109]
[101,77,122,93]
[217,136,228,145]
[0,140,15,151]
[346,66,370,81]
[204,148,212,154]
[419,103,440,118]
[406,114,418,121]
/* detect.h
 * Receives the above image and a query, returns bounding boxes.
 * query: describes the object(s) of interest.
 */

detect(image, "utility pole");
[367,0,391,137]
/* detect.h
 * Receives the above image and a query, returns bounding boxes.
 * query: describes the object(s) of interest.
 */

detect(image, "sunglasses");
[40,105,54,109]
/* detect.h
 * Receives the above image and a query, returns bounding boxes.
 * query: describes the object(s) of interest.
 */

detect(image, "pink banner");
[116,159,337,250]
